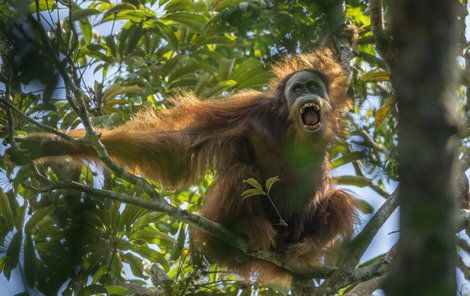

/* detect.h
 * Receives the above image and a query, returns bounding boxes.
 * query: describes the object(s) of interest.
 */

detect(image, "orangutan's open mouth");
[300,102,321,131]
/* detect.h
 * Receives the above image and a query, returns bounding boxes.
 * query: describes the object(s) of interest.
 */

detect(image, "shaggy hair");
[29,48,357,286]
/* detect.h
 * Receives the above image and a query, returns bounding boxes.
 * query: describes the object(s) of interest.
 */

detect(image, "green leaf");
[168,77,199,89]
[375,96,397,127]
[71,8,101,21]
[168,63,201,82]
[213,0,246,11]
[29,0,57,12]
[23,234,36,288]
[25,206,54,234]
[147,21,178,49]
[105,35,117,57]
[334,175,372,187]
[331,151,364,168]
[164,0,194,13]
[243,178,264,192]
[241,188,265,199]
[91,266,109,284]
[105,285,129,295]
[355,198,374,214]
[131,245,169,271]
[162,13,208,33]
[170,224,186,260]
[159,55,183,77]
[265,176,280,193]
[102,84,142,104]
[14,206,25,231]
[101,4,136,22]
[218,58,235,80]
[231,58,268,89]
[203,79,237,97]
[79,20,92,44]
[130,228,176,244]
[0,189,15,230]
[122,253,145,278]
[194,72,213,95]
[124,24,144,55]
[61,110,79,130]
[131,212,165,233]
[4,231,22,280]
[0,257,7,272]
[361,70,390,82]
[80,285,107,296]
[346,5,370,26]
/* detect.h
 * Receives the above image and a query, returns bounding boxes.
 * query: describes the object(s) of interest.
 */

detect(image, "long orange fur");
[26,48,357,285]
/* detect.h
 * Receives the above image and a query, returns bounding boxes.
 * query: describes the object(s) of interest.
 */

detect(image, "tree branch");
[345,275,385,296]
[341,188,399,268]
[318,247,395,295]
[316,189,398,294]
[369,0,394,66]
[34,178,338,278]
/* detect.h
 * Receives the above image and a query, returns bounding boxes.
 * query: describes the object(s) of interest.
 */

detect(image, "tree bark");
[384,1,460,295]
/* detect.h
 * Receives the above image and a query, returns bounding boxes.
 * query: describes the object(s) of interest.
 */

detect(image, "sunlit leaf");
[105,285,129,295]
[355,198,374,214]
[29,0,57,12]
[218,58,235,80]
[265,176,280,193]
[241,188,265,199]
[163,12,208,33]
[375,96,397,127]
[170,224,186,260]
[79,20,92,44]
[0,189,15,230]
[203,79,236,97]
[164,0,194,13]
[346,5,370,26]
[335,175,373,187]
[102,84,142,104]
[361,70,390,82]
[243,178,263,192]
[331,151,364,168]
[71,8,100,21]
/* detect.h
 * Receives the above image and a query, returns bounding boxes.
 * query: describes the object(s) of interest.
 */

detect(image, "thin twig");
[0,98,80,143]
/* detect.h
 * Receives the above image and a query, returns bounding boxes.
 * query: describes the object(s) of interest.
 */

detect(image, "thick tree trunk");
[384,1,459,295]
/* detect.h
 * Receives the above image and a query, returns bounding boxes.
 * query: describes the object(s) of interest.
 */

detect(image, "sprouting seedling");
[241,176,287,227]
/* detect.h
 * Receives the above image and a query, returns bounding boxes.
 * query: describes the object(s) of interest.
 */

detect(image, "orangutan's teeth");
[300,103,320,115]
[303,123,321,130]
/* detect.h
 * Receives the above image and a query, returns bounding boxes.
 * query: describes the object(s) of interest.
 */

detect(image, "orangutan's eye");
[307,82,318,93]
[292,84,302,95]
